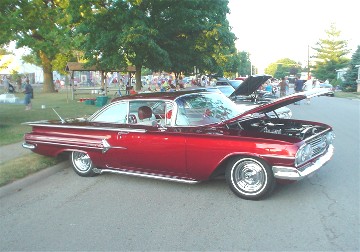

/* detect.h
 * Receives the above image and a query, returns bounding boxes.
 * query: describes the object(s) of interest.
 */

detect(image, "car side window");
[91,102,128,124]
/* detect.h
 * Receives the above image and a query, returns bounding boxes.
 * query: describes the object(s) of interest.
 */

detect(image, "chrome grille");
[308,134,327,157]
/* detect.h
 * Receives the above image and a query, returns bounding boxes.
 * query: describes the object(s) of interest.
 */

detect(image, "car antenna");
[52,107,65,123]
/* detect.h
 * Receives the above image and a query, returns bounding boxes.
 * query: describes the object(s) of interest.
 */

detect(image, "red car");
[23,89,334,200]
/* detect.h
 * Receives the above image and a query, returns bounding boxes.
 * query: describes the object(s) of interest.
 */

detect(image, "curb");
[0,161,70,199]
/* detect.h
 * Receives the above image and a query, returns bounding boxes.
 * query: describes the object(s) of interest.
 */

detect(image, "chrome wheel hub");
[73,152,92,172]
[234,161,265,192]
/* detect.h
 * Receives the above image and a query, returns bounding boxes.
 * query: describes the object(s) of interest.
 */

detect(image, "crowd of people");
[1,72,326,111]
[260,76,323,105]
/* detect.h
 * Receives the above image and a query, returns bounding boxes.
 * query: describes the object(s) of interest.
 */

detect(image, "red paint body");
[24,90,334,184]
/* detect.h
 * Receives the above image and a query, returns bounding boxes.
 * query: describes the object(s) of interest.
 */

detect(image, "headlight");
[303,144,313,160]
[325,131,335,145]
[295,144,313,167]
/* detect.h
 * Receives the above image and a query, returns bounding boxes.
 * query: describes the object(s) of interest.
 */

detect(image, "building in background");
[0,54,43,84]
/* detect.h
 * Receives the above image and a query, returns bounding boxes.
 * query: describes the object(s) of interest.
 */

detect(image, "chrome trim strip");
[100,168,199,184]
[23,122,147,133]
[101,139,111,153]
[27,140,103,150]
[261,154,295,160]
[272,145,334,180]
[22,142,36,150]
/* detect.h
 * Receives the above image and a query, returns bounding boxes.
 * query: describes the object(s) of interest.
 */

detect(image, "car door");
[103,100,187,177]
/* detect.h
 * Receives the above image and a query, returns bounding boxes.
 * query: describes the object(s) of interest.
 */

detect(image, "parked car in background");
[215,77,231,86]
[235,76,247,81]
[319,83,335,97]
[228,80,243,89]
[207,85,235,98]
[23,89,334,200]
[213,75,292,119]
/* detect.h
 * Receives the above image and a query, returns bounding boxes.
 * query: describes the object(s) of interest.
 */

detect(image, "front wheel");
[70,151,97,177]
[225,157,275,200]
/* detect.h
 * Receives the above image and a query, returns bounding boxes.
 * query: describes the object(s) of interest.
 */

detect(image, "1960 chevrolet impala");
[23,89,334,200]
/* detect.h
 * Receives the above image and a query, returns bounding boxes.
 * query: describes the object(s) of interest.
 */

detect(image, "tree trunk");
[135,64,142,91]
[39,50,55,93]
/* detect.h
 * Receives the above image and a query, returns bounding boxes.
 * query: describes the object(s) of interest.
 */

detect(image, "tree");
[0,0,76,92]
[264,58,301,79]
[342,45,360,91]
[147,0,236,78]
[311,23,350,81]
[69,0,173,90]
[0,46,12,72]
[68,0,236,89]
[236,51,251,76]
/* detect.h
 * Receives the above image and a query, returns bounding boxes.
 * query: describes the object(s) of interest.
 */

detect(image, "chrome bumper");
[272,145,334,180]
[22,142,36,150]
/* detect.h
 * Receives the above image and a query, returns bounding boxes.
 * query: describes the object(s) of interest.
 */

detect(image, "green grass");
[0,88,102,186]
[334,91,360,99]
[0,88,100,146]
[0,153,66,186]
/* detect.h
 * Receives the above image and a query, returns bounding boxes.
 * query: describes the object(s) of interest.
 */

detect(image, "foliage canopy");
[342,45,360,91]
[311,23,350,82]
[0,0,78,92]
[67,0,237,90]
[264,58,301,79]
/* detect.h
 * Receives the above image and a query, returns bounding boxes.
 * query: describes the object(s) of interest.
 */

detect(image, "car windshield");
[216,86,235,97]
[229,80,243,89]
[174,92,241,126]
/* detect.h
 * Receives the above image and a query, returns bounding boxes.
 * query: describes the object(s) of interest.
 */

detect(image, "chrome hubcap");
[234,160,265,193]
[73,152,92,172]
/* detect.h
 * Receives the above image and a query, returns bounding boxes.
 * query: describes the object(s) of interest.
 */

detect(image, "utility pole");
[307,45,310,79]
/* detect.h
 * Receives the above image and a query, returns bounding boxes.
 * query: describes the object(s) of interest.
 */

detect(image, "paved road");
[0,96,359,251]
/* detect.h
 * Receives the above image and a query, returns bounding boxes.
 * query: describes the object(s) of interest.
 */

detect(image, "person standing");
[302,79,313,104]
[264,80,273,93]
[293,78,304,105]
[23,78,33,110]
[294,78,304,93]
[279,77,288,97]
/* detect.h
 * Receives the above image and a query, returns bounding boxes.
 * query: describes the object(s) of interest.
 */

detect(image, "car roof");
[110,89,205,103]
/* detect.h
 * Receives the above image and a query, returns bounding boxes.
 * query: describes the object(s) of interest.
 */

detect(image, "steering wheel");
[128,114,137,124]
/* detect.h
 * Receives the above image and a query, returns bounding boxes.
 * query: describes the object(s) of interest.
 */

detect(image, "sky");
[227,0,360,73]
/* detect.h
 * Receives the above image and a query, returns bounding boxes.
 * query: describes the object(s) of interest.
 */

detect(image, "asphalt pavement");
[0,96,359,251]
[0,142,69,198]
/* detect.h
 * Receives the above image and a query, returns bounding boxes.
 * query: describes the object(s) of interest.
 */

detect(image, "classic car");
[228,75,276,104]
[23,89,334,200]
[319,83,335,97]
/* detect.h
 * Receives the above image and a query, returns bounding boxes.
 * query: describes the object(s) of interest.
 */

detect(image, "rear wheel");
[70,151,97,177]
[225,157,275,200]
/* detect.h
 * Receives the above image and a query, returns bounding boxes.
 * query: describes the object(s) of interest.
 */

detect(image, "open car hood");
[224,88,329,124]
[229,75,272,97]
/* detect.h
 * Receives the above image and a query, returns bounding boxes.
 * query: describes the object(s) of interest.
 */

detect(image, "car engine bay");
[228,118,328,140]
